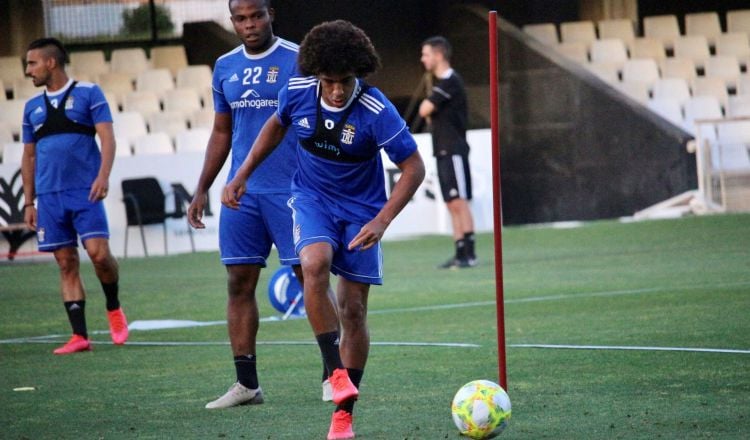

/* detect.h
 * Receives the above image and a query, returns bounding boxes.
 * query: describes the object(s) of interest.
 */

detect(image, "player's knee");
[340,300,366,327]
[56,253,79,275]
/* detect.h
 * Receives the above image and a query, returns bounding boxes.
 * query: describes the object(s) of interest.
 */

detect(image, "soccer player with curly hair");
[223,19,425,440]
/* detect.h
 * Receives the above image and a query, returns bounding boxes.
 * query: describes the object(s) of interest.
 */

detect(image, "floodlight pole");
[489,10,507,390]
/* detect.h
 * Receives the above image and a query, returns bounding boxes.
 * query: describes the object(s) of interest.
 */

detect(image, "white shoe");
[322,378,333,402]
[205,382,264,409]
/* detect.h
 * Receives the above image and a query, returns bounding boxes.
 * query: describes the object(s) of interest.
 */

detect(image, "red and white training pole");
[488,10,507,390]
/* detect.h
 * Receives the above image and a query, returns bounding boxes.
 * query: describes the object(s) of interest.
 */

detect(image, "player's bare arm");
[90,121,115,201]
[221,114,288,209]
[348,150,425,251]
[21,142,37,230]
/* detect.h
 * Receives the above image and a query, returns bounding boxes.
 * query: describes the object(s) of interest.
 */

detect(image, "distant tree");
[122,4,175,36]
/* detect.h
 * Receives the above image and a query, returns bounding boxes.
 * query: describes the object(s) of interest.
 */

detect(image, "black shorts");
[436,153,472,202]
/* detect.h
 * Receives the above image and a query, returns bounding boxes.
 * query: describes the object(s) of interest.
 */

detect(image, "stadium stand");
[597,19,635,44]
[692,76,730,109]
[643,14,681,50]
[685,12,723,46]
[716,33,750,69]
[174,128,210,154]
[0,56,24,94]
[683,96,724,133]
[69,50,109,79]
[652,78,692,105]
[647,97,683,125]
[0,123,14,144]
[727,9,750,34]
[136,68,174,102]
[1,142,24,164]
[660,58,697,82]
[188,108,214,130]
[150,45,188,78]
[11,78,40,100]
[555,42,589,63]
[0,99,25,137]
[110,48,150,82]
[590,38,628,70]
[705,56,742,90]
[560,20,597,46]
[123,91,161,119]
[630,37,667,61]
[727,95,750,117]
[673,35,712,69]
[163,88,202,117]
[522,23,558,45]
[112,111,148,151]
[132,132,174,155]
[146,111,188,140]
[98,72,135,111]
[621,58,660,87]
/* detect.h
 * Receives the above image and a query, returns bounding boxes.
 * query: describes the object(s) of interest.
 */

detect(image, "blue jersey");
[277,77,418,223]
[22,79,112,195]
[213,38,299,193]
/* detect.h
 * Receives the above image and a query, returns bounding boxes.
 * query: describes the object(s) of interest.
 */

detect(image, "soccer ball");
[451,380,511,439]
[267,266,305,316]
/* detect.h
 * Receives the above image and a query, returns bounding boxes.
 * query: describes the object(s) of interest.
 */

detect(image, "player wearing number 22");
[223,20,426,439]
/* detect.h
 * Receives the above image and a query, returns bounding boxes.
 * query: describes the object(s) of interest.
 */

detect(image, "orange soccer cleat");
[53,334,91,355]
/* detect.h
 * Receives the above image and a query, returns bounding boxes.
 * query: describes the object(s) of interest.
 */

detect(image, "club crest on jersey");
[266,66,279,83]
[65,97,75,110]
[341,124,355,145]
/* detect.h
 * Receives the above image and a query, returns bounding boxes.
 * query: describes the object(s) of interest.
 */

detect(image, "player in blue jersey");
[20,38,128,355]
[222,20,426,440]
[187,0,332,409]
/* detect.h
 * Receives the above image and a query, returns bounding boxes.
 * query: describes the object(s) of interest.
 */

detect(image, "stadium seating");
[560,21,597,46]
[590,39,628,70]
[673,35,711,69]
[587,63,620,83]
[69,50,109,79]
[692,76,730,108]
[0,123,14,145]
[727,95,750,117]
[726,9,750,34]
[11,78,40,100]
[146,111,187,140]
[630,38,667,61]
[112,111,148,150]
[622,59,660,87]
[188,108,214,130]
[176,65,213,106]
[150,45,188,78]
[652,78,691,105]
[522,23,558,45]
[717,120,750,144]
[0,56,24,94]
[685,12,723,46]
[643,15,681,50]
[716,33,750,69]
[710,141,750,172]
[110,48,150,82]
[0,99,25,137]
[123,91,161,119]
[597,19,635,44]
[704,56,742,89]
[660,58,697,82]
[174,128,210,153]
[615,81,650,103]
[555,42,589,63]
[647,97,683,125]
[98,72,135,110]
[132,132,174,155]
[683,96,724,134]
[1,142,24,164]
[740,75,750,95]
[163,88,202,116]
[136,68,174,102]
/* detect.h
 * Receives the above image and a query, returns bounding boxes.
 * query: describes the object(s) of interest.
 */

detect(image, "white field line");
[509,344,750,354]
[0,339,480,348]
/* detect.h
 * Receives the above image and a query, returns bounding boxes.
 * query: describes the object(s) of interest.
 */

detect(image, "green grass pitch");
[1,214,749,439]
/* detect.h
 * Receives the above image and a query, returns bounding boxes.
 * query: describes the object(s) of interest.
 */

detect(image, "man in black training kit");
[419,36,477,269]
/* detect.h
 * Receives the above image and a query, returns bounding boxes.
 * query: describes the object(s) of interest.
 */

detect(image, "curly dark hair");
[298,20,381,77]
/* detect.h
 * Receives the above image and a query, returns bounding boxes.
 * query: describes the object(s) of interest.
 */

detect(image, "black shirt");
[427,69,470,157]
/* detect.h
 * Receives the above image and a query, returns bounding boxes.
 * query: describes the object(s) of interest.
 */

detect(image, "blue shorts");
[36,189,110,252]
[219,192,299,267]
[289,195,383,285]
